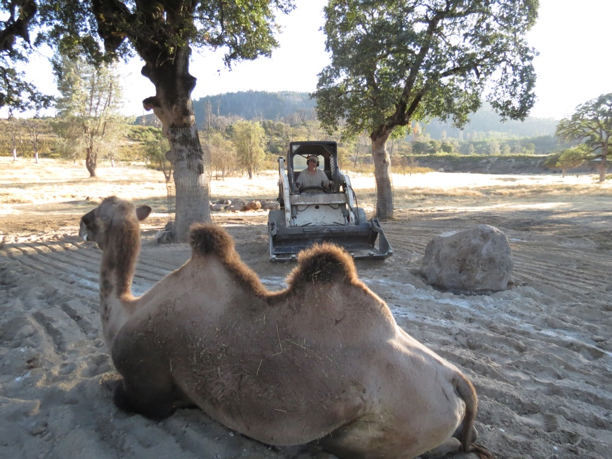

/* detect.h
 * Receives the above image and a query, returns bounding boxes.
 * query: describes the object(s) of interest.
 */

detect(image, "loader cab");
[287,141,340,193]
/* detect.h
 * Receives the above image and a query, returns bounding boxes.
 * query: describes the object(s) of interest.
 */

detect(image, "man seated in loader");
[295,155,334,192]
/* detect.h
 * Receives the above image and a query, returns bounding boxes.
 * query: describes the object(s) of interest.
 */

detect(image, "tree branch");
[0,0,37,52]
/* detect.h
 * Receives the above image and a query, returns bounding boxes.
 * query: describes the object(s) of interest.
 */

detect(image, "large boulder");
[420,224,513,292]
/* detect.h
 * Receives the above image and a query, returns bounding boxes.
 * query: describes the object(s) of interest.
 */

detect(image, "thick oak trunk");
[141,46,211,242]
[166,126,210,240]
[371,130,394,220]
[598,154,607,183]
[86,147,97,178]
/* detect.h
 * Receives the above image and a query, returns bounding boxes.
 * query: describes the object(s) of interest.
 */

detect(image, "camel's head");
[80,196,151,250]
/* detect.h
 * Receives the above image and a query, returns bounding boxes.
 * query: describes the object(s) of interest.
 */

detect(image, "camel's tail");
[454,374,495,459]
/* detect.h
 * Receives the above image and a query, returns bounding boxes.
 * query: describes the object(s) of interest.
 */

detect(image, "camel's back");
[113,249,466,449]
[157,278,401,444]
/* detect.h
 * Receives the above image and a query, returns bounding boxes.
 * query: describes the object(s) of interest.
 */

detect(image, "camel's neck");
[99,219,140,344]
[100,252,137,300]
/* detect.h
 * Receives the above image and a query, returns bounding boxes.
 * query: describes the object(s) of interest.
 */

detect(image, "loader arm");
[278,157,292,226]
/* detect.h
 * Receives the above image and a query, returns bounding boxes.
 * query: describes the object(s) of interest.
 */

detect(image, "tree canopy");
[543,145,588,177]
[0,1,54,112]
[52,53,124,176]
[317,0,538,137]
[315,0,539,219]
[0,0,294,241]
[556,93,612,182]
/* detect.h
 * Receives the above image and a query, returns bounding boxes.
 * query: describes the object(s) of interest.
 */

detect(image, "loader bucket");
[268,211,393,262]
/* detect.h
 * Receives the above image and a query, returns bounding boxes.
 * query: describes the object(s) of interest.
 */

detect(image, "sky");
[14,0,612,121]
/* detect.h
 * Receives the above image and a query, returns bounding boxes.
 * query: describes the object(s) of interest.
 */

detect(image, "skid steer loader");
[267,141,393,262]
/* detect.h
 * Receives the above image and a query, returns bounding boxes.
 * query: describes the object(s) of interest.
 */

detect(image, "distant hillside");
[420,105,559,139]
[193,91,316,127]
[134,91,559,140]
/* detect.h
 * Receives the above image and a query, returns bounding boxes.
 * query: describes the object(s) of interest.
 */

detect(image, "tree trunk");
[248,166,253,179]
[86,147,97,177]
[166,126,210,240]
[597,145,608,182]
[598,154,607,182]
[141,46,211,243]
[12,148,16,161]
[371,130,394,220]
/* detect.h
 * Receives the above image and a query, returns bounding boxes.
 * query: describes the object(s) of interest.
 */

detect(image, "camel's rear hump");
[286,242,358,287]
[190,223,236,258]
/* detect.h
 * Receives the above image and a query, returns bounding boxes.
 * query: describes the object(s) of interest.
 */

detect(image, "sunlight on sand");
[1,158,610,217]
[356,172,601,190]
[211,171,608,198]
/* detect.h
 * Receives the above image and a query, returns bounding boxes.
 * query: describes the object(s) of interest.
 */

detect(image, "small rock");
[262,201,280,210]
[154,230,173,244]
[32,424,47,436]
[226,200,246,212]
[244,200,262,211]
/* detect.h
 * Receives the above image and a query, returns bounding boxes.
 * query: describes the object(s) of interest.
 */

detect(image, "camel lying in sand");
[80,196,493,459]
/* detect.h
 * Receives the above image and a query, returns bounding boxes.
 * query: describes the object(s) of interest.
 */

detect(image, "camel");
[80,196,494,459]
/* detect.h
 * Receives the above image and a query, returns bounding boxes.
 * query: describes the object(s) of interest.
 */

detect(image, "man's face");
[307,158,317,171]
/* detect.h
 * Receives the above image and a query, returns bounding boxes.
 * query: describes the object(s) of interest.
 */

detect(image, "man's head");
[307,155,318,170]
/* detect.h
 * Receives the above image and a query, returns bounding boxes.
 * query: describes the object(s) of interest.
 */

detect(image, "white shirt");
[296,168,329,189]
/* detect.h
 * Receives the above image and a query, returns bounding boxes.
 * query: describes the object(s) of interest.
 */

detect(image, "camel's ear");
[136,205,152,221]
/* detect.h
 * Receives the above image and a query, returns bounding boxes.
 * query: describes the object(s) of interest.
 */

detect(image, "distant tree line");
[135,91,559,141]
[0,113,572,176]
[4,85,603,181]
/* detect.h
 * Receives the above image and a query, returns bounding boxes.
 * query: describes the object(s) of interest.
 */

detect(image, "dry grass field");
[1,157,611,459]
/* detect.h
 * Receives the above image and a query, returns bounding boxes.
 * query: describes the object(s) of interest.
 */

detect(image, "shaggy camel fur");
[80,196,493,459]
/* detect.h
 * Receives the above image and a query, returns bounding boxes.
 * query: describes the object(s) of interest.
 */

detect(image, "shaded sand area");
[1,157,611,458]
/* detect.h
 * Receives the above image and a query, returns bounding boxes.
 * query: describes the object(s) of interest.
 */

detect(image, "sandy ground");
[1,157,611,459]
